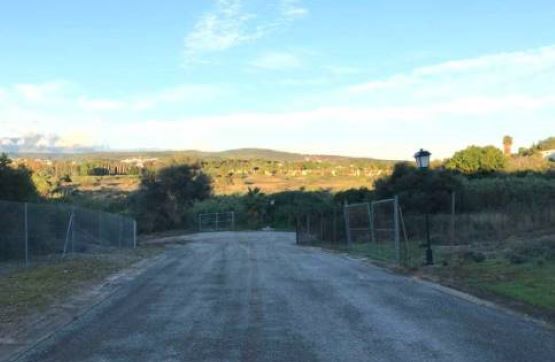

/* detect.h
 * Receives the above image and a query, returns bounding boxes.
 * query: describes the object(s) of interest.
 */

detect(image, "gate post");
[393,196,400,264]
[343,202,352,245]
[24,202,29,266]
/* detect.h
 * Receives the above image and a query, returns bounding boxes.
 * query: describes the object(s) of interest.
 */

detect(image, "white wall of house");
[540,150,555,161]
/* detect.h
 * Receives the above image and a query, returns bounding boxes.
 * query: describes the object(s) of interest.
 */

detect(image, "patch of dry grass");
[0,246,164,324]
[214,175,375,194]
[62,174,375,203]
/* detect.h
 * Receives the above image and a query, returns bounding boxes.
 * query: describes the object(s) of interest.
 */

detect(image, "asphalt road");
[17,232,555,362]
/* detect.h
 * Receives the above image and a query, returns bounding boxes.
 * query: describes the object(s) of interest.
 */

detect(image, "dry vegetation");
[214,174,376,194]
[61,173,379,202]
[0,245,164,326]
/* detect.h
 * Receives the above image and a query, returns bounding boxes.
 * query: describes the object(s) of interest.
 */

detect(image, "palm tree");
[503,135,513,155]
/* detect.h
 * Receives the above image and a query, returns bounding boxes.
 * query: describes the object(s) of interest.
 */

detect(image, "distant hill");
[212,148,307,161]
[536,137,555,150]
[9,148,395,164]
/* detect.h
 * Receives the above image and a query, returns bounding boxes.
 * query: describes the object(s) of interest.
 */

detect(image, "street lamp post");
[414,149,434,265]
[414,148,431,170]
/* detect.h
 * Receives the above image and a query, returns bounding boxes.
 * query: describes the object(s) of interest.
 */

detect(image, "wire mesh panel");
[370,198,401,263]
[27,202,70,262]
[0,200,25,261]
[198,212,235,232]
[0,200,136,265]
[344,203,372,243]
[294,191,555,267]
[296,209,346,245]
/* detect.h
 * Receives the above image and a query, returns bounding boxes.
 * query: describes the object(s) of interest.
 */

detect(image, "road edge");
[1,250,170,362]
[305,244,555,331]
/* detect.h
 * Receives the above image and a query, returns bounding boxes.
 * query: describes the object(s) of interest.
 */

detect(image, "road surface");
[16,232,555,362]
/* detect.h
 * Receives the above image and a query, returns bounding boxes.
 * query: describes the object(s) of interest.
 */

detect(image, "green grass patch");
[319,241,426,266]
[445,259,555,310]
[0,245,164,323]
[317,241,555,313]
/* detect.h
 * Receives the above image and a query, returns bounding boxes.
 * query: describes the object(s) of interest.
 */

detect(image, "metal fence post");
[343,202,352,245]
[295,217,300,244]
[133,220,137,248]
[319,212,324,241]
[370,202,376,243]
[365,202,372,243]
[393,196,400,264]
[71,207,77,254]
[450,191,456,244]
[71,207,75,254]
[333,207,338,243]
[63,210,75,258]
[98,210,102,243]
[118,216,123,247]
[24,202,29,266]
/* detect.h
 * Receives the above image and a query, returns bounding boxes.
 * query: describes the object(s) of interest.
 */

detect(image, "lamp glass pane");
[421,155,430,168]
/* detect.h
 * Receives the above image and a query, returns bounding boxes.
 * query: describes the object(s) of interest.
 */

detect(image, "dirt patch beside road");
[0,245,165,361]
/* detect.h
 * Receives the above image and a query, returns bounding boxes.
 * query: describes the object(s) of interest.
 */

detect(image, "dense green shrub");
[0,153,39,201]
[374,162,463,213]
[445,145,506,174]
[460,175,555,211]
[270,190,334,228]
[334,187,374,204]
[131,164,212,233]
[189,189,334,230]
[372,161,555,214]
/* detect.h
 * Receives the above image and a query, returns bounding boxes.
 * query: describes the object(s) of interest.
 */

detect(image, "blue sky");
[1,0,555,159]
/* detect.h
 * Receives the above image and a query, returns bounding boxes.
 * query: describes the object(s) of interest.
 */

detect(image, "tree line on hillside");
[132,159,555,233]
[1,138,555,234]
[14,156,393,179]
[12,156,394,199]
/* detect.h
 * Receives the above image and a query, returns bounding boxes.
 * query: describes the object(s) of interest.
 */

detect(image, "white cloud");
[129,84,226,110]
[280,0,308,20]
[75,85,225,112]
[277,77,329,87]
[13,81,67,102]
[2,93,553,158]
[250,51,302,70]
[348,45,555,94]
[3,44,555,159]
[324,65,361,76]
[0,81,227,152]
[0,132,100,153]
[79,92,555,158]
[183,0,308,64]
[78,98,126,111]
[184,0,260,59]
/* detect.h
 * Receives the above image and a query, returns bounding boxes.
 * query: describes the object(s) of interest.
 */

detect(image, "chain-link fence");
[296,192,555,268]
[0,200,136,265]
[295,207,347,245]
[198,211,235,232]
